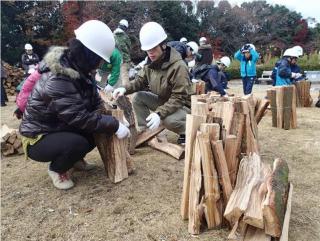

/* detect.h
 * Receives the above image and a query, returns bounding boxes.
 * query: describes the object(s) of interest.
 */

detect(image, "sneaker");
[73,159,96,171]
[177,134,186,145]
[48,169,74,190]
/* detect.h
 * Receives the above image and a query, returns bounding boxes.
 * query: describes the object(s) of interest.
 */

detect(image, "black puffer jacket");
[20,46,119,138]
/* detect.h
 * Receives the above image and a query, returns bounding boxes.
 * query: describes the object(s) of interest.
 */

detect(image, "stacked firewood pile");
[294,81,313,107]
[2,62,24,96]
[180,92,292,240]
[1,125,23,156]
[267,86,297,130]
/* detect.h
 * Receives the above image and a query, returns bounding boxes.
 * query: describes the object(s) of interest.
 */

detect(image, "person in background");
[167,40,199,64]
[1,61,8,107]
[216,56,231,89]
[290,45,305,81]
[21,43,39,76]
[19,20,130,190]
[199,37,207,46]
[234,43,259,95]
[114,19,131,86]
[180,37,188,44]
[112,22,192,145]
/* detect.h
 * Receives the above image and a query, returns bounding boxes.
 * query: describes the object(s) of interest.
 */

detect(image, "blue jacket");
[275,58,292,86]
[234,48,259,77]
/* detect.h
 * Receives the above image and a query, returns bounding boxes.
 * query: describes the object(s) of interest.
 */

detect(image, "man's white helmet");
[283,48,300,58]
[119,19,129,28]
[248,43,256,51]
[186,41,199,54]
[180,37,187,43]
[218,56,231,68]
[74,20,115,62]
[292,45,303,56]
[139,22,167,51]
[199,37,207,45]
[25,43,33,50]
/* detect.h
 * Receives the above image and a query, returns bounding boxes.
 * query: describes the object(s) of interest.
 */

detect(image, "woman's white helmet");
[283,48,300,58]
[292,45,303,56]
[199,37,207,45]
[180,37,187,43]
[74,20,115,62]
[25,43,33,50]
[119,19,129,28]
[139,22,167,51]
[186,41,199,54]
[218,56,231,68]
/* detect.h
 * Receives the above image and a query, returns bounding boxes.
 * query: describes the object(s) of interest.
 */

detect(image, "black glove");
[13,108,23,120]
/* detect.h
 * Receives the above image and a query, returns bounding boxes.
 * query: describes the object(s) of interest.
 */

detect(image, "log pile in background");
[181,92,268,234]
[1,125,23,156]
[294,81,313,107]
[2,62,24,96]
[267,86,297,130]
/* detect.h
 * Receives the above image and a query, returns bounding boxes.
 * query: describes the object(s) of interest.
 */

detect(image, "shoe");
[73,159,96,171]
[177,134,186,145]
[48,169,74,190]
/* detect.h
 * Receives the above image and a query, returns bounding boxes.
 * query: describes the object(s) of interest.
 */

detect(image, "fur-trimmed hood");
[44,46,80,79]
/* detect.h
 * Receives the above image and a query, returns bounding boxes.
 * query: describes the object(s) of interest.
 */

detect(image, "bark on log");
[148,137,185,160]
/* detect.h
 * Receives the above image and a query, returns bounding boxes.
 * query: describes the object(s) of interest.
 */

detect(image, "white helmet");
[119,19,129,28]
[25,43,33,50]
[199,37,207,45]
[186,41,199,54]
[283,48,300,58]
[248,43,256,51]
[218,56,231,68]
[139,22,167,51]
[74,20,115,62]
[292,45,303,56]
[180,37,187,43]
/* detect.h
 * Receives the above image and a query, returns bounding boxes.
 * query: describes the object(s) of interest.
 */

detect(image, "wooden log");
[192,101,209,116]
[6,132,17,145]
[181,114,206,220]
[148,137,185,160]
[188,132,203,234]
[13,138,22,149]
[280,183,293,241]
[282,86,293,130]
[255,99,270,125]
[125,149,135,175]
[276,87,284,128]
[195,80,206,94]
[210,101,234,134]
[211,140,233,205]
[135,125,165,147]
[243,225,271,241]
[224,153,262,225]
[228,219,248,241]
[224,135,238,188]
[200,123,220,141]
[197,132,221,229]
[230,112,245,158]
[116,95,138,155]
[291,86,297,129]
[263,158,289,237]
[267,89,277,127]
[2,143,15,156]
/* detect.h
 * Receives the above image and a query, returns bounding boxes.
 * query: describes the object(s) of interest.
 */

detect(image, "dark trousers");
[241,76,256,95]
[1,77,8,105]
[28,132,96,173]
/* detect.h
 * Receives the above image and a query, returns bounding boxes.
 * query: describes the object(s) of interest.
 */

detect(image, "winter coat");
[275,57,292,86]
[234,48,259,77]
[114,28,131,63]
[124,46,192,119]
[16,61,50,112]
[19,46,119,138]
[192,64,226,96]
[21,52,39,73]
[99,48,122,86]
[167,41,188,60]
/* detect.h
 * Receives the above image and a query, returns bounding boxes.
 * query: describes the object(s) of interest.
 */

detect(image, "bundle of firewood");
[2,62,24,96]
[294,81,313,107]
[225,154,292,241]
[1,125,24,156]
[267,86,297,130]
[180,92,269,234]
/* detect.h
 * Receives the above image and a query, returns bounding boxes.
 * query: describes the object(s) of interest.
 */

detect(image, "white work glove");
[28,68,35,74]
[191,78,200,83]
[104,84,114,93]
[115,122,130,139]
[146,113,161,130]
[95,72,102,82]
[112,87,126,100]
[292,72,302,79]
[223,94,228,97]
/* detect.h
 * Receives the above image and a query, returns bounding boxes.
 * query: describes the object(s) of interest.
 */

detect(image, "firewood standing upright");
[295,81,313,107]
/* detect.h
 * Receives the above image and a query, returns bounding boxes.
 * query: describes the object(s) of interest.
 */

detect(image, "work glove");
[95,72,102,82]
[112,87,126,100]
[291,72,302,79]
[13,108,23,120]
[191,78,200,83]
[146,113,161,130]
[115,122,130,139]
[104,84,114,93]
[223,94,229,97]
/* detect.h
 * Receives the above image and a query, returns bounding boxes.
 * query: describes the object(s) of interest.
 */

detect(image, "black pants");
[1,77,8,105]
[28,132,95,173]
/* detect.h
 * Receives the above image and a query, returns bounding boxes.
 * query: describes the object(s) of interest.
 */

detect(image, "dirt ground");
[1,81,320,241]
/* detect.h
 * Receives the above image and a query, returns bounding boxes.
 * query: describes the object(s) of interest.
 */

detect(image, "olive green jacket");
[124,47,191,118]
[114,28,131,63]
